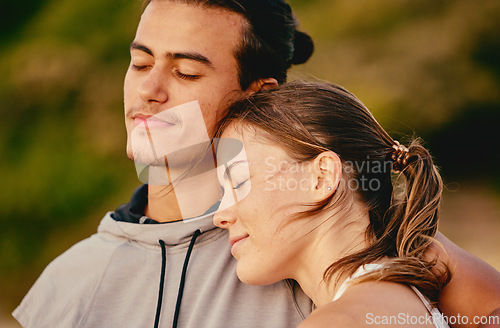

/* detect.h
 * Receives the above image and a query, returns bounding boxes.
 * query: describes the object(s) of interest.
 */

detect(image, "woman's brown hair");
[215,81,450,304]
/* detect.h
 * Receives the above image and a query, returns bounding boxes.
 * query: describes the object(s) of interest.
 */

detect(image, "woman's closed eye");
[232,179,248,190]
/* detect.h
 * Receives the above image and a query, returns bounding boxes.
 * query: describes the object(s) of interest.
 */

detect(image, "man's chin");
[133,160,172,185]
[126,148,165,166]
[134,157,167,167]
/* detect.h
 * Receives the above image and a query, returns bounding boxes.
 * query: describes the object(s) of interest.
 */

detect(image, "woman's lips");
[229,235,248,257]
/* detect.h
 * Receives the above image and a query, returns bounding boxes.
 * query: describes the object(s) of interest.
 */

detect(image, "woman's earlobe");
[311,152,342,200]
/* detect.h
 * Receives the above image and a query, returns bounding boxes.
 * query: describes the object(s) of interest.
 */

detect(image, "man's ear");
[245,78,278,94]
[310,151,342,201]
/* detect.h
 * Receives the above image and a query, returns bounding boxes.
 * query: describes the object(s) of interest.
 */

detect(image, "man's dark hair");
[143,0,314,89]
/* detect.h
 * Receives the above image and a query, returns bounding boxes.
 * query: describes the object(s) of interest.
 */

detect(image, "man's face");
[124,1,246,161]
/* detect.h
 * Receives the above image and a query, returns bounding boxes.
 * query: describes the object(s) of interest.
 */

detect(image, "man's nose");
[138,66,169,104]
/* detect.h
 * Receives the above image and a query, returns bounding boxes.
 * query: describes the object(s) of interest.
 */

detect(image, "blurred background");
[1,0,499,325]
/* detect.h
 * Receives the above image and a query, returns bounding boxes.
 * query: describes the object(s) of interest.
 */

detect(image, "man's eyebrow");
[166,52,214,69]
[223,160,247,181]
[130,42,153,56]
[130,42,214,69]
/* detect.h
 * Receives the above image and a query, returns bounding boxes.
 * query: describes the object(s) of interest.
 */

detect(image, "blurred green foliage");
[0,0,46,44]
[0,0,143,313]
[1,0,499,319]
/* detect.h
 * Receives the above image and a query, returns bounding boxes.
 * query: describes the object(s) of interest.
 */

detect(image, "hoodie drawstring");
[173,229,202,328]
[154,240,167,328]
[154,229,202,328]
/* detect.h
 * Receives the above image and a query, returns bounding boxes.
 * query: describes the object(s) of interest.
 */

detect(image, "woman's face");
[213,124,316,285]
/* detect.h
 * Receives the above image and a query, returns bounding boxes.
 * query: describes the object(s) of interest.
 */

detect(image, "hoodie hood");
[105,184,219,246]
[99,210,219,247]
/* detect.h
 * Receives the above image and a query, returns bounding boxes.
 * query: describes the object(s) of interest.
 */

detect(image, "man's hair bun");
[291,30,314,65]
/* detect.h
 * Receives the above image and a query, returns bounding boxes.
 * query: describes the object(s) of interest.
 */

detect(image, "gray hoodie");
[13,190,312,327]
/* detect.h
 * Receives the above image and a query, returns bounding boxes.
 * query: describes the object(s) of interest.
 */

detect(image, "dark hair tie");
[391,141,410,173]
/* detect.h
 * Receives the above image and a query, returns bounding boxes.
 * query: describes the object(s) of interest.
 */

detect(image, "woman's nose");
[213,208,236,229]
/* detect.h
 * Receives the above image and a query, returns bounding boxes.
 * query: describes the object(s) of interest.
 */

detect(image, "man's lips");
[132,113,177,128]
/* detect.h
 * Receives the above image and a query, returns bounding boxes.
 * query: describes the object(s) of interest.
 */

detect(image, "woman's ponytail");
[323,138,450,304]
[393,139,443,259]
[327,138,450,304]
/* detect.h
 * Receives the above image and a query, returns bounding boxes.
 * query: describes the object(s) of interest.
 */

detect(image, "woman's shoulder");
[299,280,436,328]
[297,301,361,328]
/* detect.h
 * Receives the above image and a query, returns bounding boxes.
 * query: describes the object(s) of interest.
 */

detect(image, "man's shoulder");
[50,230,121,271]
[12,217,124,327]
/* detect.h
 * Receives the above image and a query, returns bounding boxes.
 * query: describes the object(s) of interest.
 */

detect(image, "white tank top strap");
[410,286,433,312]
[332,263,385,301]
[410,286,450,328]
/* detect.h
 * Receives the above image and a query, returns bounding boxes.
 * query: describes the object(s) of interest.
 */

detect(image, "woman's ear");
[310,151,342,201]
[245,78,278,94]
